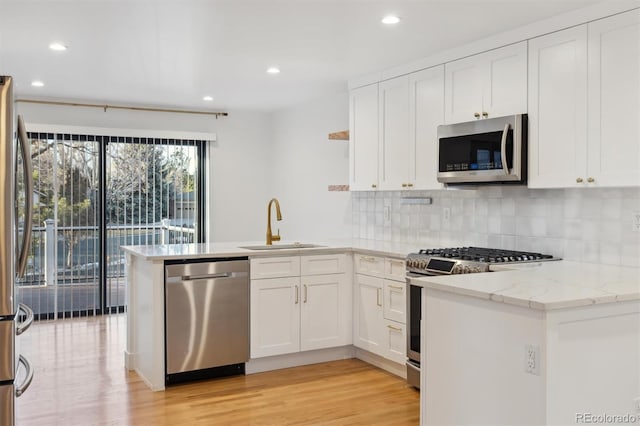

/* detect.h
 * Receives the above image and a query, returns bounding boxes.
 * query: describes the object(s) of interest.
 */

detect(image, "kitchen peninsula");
[123,241,639,426]
[411,261,640,425]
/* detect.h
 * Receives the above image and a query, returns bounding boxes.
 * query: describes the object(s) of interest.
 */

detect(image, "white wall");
[16,102,273,242]
[270,92,352,241]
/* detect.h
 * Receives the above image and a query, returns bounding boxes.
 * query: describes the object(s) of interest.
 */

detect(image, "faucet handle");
[272,229,281,242]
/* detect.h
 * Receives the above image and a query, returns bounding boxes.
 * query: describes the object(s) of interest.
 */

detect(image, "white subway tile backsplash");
[352,188,639,267]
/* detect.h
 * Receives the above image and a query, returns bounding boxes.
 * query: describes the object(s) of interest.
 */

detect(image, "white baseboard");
[246,346,355,374]
[354,348,406,379]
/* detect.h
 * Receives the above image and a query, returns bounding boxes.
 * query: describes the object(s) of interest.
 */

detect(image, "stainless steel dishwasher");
[165,257,249,385]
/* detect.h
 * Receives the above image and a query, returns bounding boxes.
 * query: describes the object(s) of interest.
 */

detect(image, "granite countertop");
[121,238,414,261]
[410,260,640,311]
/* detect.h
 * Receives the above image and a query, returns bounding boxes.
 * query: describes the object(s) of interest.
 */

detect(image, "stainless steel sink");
[239,243,325,250]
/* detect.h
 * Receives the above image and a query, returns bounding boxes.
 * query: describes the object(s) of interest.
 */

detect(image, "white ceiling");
[1,0,602,112]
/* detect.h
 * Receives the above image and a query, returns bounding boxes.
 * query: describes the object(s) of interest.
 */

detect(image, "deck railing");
[17,220,195,317]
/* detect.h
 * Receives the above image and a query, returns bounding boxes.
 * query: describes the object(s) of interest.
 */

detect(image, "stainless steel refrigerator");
[0,75,35,426]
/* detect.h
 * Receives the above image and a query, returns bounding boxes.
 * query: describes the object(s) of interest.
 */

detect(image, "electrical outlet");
[633,211,640,232]
[524,344,540,375]
[443,207,451,224]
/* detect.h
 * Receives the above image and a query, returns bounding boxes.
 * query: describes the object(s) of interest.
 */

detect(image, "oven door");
[437,114,527,184]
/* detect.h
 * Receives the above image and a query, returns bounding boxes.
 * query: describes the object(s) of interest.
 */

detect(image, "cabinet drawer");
[383,280,406,324]
[383,319,406,364]
[354,254,385,277]
[250,256,300,279]
[385,258,406,281]
[301,254,346,276]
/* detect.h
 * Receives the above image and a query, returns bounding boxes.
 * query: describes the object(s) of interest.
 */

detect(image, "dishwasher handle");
[180,271,248,281]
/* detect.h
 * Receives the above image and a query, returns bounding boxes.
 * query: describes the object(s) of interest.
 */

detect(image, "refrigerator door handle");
[16,115,33,278]
[16,303,34,336]
[15,355,34,397]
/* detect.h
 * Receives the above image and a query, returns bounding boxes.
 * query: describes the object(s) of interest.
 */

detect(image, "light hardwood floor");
[17,314,419,425]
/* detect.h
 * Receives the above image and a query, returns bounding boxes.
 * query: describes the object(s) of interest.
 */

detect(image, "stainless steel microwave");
[437,114,527,185]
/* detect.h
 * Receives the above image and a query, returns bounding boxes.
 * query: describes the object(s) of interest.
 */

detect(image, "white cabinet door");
[528,26,588,188]
[383,320,406,364]
[444,54,484,124]
[250,276,300,358]
[445,42,527,124]
[379,76,410,190]
[354,274,385,356]
[483,41,527,119]
[383,280,406,324]
[409,65,445,190]
[587,10,640,187]
[300,273,350,351]
[350,84,379,191]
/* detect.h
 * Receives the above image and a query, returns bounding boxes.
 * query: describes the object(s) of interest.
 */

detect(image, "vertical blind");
[17,131,206,319]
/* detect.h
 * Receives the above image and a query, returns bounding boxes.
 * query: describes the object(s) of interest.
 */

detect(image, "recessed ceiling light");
[381,15,401,25]
[49,42,67,51]
[203,96,213,101]
[31,81,44,87]
[266,67,280,75]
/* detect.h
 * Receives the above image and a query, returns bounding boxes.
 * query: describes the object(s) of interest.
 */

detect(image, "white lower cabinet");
[250,254,351,359]
[354,256,406,364]
[251,276,301,358]
[354,273,385,353]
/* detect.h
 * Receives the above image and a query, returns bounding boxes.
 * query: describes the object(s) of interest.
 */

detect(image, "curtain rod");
[16,99,229,118]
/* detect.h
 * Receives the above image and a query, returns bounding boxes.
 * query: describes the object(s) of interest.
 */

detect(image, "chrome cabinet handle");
[16,303,34,336]
[295,285,299,304]
[500,123,510,176]
[576,177,584,183]
[16,355,34,397]
[303,284,308,303]
[387,324,402,331]
[16,116,33,278]
[376,288,382,307]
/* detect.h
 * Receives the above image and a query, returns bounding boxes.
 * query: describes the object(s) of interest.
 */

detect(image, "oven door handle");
[16,303,34,336]
[500,123,510,176]
[15,355,34,397]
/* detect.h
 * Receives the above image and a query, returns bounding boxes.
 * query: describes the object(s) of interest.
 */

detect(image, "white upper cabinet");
[379,76,410,190]
[444,41,527,124]
[349,83,379,191]
[377,66,445,191]
[528,25,588,188]
[529,9,640,188]
[587,9,640,187]
[409,66,445,190]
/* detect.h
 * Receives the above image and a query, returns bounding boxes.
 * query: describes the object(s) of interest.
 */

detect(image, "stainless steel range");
[405,246,558,388]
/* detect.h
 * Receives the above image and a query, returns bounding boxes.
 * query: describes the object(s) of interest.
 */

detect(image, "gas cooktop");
[406,246,558,276]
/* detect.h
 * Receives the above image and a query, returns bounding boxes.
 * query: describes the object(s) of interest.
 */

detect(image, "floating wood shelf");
[328,130,349,141]
[328,185,350,192]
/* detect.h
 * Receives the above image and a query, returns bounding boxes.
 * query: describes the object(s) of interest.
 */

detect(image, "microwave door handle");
[16,115,33,278]
[500,123,510,176]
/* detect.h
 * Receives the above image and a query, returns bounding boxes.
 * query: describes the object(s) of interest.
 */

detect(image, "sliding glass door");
[16,132,206,319]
